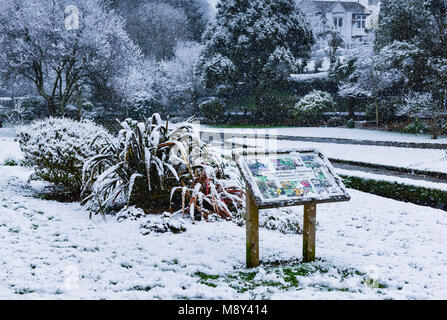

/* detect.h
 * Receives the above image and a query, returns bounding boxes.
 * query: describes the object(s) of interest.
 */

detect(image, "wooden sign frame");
[233,148,350,267]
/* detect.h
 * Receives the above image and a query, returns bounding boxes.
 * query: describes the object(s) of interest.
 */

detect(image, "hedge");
[340,175,447,211]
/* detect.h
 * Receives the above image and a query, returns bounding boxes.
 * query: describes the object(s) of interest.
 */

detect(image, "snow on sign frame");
[233,148,350,209]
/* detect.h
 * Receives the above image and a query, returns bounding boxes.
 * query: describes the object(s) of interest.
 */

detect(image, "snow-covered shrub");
[17,117,109,196]
[365,97,402,125]
[232,206,304,234]
[346,119,355,129]
[140,212,186,235]
[259,208,304,235]
[326,116,345,127]
[171,163,244,221]
[402,119,429,134]
[127,95,163,120]
[253,90,298,125]
[341,175,447,210]
[398,91,445,139]
[294,90,335,126]
[18,97,48,122]
[82,113,244,220]
[116,206,145,222]
[199,98,226,122]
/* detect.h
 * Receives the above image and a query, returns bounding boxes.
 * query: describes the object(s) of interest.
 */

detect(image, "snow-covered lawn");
[1,130,447,299]
[228,137,447,174]
[203,126,447,145]
[0,127,22,164]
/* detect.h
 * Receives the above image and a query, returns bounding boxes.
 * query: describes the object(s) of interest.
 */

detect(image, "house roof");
[311,1,367,14]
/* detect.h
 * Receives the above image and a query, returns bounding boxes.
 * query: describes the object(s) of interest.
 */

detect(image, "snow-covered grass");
[1,164,447,299]
[0,127,23,164]
[202,126,447,145]
[228,137,447,174]
[1,128,447,299]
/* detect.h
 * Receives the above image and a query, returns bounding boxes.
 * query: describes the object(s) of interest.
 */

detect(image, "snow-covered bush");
[16,97,48,123]
[398,91,445,139]
[294,90,335,125]
[82,113,244,220]
[232,206,304,234]
[140,212,187,235]
[346,119,355,129]
[253,90,298,125]
[402,119,429,134]
[17,117,109,196]
[127,95,163,120]
[199,98,226,122]
[171,163,244,221]
[365,97,402,125]
[326,116,345,127]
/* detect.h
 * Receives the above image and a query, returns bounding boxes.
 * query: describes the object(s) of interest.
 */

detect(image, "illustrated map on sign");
[245,153,344,202]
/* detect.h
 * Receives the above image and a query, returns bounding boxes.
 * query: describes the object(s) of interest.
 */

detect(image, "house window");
[334,17,343,28]
[354,15,366,28]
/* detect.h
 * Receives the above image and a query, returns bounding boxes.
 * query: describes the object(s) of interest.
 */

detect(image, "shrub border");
[340,174,447,211]
[332,158,447,180]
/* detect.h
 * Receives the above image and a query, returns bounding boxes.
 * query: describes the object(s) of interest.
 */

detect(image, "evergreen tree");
[199,0,314,97]
[375,0,447,137]
[375,0,427,49]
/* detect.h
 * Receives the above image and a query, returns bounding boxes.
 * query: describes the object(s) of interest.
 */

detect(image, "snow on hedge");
[336,169,447,192]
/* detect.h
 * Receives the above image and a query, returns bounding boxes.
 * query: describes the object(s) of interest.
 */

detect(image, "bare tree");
[0,0,141,116]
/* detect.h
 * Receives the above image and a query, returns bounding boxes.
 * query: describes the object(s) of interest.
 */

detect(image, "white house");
[301,0,380,46]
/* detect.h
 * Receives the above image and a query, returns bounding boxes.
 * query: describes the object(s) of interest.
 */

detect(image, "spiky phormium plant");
[82,113,244,220]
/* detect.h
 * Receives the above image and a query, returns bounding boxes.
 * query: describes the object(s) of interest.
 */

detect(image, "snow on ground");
[1,129,447,299]
[202,126,447,145]
[228,137,447,174]
[0,127,23,164]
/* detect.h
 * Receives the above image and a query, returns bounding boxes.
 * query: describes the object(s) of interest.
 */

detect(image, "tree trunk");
[75,86,83,120]
[47,98,57,117]
[375,96,379,126]
[429,117,439,140]
[348,97,354,119]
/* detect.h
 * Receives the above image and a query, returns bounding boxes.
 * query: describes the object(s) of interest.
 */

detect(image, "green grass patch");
[192,259,385,296]
[3,158,28,167]
[129,285,153,291]
[15,288,35,295]
[195,272,220,288]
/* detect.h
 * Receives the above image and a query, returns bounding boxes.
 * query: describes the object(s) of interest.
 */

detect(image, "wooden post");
[303,202,317,262]
[246,188,259,268]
